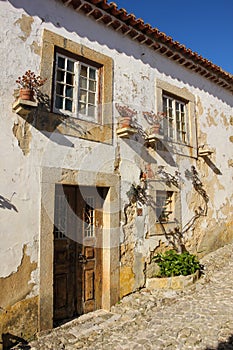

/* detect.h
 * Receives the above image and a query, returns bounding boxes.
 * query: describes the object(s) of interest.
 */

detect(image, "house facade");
[0,0,232,345]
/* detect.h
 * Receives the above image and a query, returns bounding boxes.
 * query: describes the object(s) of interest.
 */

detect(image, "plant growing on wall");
[123,180,148,226]
[123,168,159,225]
[184,165,209,216]
[157,165,209,253]
[126,183,147,205]
[157,165,181,188]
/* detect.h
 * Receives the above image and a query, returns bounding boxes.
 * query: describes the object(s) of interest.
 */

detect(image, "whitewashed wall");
[0,0,232,285]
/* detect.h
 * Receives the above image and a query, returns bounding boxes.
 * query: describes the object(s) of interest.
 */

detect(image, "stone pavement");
[17,243,233,349]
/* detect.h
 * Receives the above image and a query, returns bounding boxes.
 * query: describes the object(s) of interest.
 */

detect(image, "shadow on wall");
[0,195,18,212]
[202,156,222,175]
[8,0,233,107]
[2,333,30,349]
[14,91,77,148]
[34,92,76,147]
[124,126,177,168]
[205,334,233,350]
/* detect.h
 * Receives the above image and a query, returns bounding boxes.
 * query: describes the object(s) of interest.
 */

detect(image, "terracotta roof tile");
[64,0,233,92]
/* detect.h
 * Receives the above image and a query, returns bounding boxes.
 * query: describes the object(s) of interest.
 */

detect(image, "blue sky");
[112,0,233,75]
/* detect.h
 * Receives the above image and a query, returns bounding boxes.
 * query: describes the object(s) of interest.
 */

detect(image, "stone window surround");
[148,180,181,236]
[156,79,197,157]
[39,29,113,143]
[39,167,120,331]
[53,50,101,121]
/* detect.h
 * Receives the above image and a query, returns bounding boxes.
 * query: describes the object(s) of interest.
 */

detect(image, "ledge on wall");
[12,99,38,118]
[116,126,137,138]
[145,133,164,147]
[198,148,214,157]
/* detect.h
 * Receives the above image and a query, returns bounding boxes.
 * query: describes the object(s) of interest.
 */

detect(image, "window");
[54,193,67,240]
[83,196,95,237]
[156,190,174,223]
[156,80,196,153]
[54,53,100,121]
[40,30,113,142]
[163,95,187,143]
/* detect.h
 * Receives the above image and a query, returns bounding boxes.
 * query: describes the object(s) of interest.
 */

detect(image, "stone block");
[146,270,200,290]
[120,266,134,298]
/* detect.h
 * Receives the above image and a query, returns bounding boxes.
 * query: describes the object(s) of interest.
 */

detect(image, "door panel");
[82,245,96,313]
[54,185,106,323]
[55,274,68,309]
[76,186,101,315]
[84,269,95,301]
[53,185,76,322]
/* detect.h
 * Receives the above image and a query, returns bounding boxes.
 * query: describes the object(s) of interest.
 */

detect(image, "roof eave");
[61,0,233,93]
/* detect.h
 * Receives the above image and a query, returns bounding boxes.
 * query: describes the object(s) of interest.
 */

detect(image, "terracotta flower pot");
[150,123,160,134]
[119,116,132,128]
[19,88,34,101]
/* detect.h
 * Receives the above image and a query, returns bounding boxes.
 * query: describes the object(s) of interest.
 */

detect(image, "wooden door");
[53,185,77,322]
[76,187,103,315]
[53,185,105,323]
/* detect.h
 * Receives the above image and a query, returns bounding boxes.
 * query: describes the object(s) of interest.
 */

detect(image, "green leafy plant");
[152,250,201,277]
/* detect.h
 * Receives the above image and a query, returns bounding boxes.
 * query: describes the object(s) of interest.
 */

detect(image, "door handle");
[78,253,87,263]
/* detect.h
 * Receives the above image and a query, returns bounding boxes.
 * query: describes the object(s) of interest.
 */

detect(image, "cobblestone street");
[20,244,233,350]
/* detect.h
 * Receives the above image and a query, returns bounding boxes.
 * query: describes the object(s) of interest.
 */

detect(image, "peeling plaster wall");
[0,0,233,338]
[0,245,37,309]
[190,93,233,255]
[0,246,38,345]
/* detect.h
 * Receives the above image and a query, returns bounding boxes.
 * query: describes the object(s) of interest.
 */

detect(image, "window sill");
[54,108,101,125]
[156,137,197,158]
[35,111,112,144]
[148,221,178,236]
[156,220,175,224]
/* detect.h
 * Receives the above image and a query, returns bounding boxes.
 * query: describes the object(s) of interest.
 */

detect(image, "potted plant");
[143,111,166,135]
[16,70,47,101]
[116,104,137,128]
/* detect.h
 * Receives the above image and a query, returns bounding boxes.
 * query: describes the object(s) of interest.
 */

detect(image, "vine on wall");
[158,165,209,252]
[123,165,209,253]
